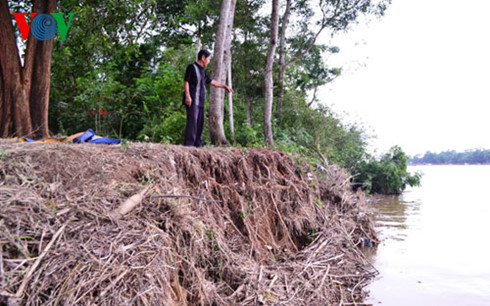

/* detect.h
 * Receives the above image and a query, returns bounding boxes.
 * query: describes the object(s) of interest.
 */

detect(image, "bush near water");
[353,146,421,194]
[0,141,378,305]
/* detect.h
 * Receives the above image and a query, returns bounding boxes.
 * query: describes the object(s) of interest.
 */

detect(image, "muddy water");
[365,165,490,305]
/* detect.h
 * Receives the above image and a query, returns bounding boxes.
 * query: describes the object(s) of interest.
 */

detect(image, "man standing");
[183,49,233,147]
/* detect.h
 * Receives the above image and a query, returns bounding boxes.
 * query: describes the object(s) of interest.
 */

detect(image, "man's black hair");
[197,49,211,61]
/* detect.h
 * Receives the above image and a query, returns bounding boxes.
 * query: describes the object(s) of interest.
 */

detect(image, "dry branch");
[150,194,222,203]
[109,185,151,219]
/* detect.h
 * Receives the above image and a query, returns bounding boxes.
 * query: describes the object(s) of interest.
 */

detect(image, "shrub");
[354,146,421,194]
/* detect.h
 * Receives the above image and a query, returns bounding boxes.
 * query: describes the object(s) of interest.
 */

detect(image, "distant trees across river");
[409,149,490,165]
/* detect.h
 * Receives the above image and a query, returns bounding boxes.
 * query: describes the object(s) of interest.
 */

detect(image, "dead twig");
[149,194,222,203]
[11,222,68,304]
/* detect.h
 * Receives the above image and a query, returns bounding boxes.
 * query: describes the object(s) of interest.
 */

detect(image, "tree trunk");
[30,0,56,137]
[208,0,236,145]
[275,0,292,121]
[0,0,28,137]
[222,1,235,133]
[195,38,201,60]
[264,0,280,146]
[0,0,56,138]
[0,63,3,128]
[244,29,251,126]
[226,47,234,140]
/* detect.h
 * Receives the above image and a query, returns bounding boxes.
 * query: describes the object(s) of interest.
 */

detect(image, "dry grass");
[0,141,378,305]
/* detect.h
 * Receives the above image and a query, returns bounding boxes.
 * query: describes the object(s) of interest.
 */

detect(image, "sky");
[319,0,490,156]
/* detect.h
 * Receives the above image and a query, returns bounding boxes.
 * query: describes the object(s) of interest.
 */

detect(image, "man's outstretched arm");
[210,80,234,93]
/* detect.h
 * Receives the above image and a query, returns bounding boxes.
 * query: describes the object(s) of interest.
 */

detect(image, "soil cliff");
[0,141,377,305]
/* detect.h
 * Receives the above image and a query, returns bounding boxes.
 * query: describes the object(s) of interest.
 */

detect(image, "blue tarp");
[20,129,121,145]
[73,129,121,144]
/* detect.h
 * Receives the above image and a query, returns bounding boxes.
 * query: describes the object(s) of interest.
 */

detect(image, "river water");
[365,165,490,305]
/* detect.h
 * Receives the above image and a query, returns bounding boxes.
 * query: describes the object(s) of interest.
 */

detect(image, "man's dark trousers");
[184,103,205,147]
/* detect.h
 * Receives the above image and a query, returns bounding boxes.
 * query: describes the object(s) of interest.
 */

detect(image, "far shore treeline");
[409,149,490,165]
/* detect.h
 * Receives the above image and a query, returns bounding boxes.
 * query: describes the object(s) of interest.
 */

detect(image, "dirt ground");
[0,141,378,305]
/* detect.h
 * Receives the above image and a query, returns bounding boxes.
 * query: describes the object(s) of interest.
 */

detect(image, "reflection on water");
[365,165,490,306]
[372,195,419,241]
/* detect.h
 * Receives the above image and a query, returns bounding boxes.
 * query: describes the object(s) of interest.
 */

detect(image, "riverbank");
[0,141,377,305]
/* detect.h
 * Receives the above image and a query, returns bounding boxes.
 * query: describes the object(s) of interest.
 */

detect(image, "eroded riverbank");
[0,141,377,305]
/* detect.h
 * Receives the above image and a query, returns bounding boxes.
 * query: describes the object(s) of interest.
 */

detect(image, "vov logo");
[12,12,75,41]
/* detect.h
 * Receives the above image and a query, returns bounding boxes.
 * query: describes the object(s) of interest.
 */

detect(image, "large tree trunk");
[0,0,56,138]
[209,0,236,145]
[0,63,3,127]
[275,0,292,121]
[30,0,56,137]
[264,0,280,146]
[0,0,28,137]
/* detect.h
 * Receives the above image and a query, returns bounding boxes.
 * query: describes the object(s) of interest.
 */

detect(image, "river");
[365,165,490,305]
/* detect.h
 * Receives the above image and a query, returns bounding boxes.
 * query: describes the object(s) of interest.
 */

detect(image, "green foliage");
[51,36,192,140]
[354,146,422,194]
[49,1,196,140]
[133,54,190,143]
[235,123,265,148]
[293,45,342,96]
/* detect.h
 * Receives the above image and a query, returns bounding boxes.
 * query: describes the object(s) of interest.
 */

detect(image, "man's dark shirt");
[184,62,212,107]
